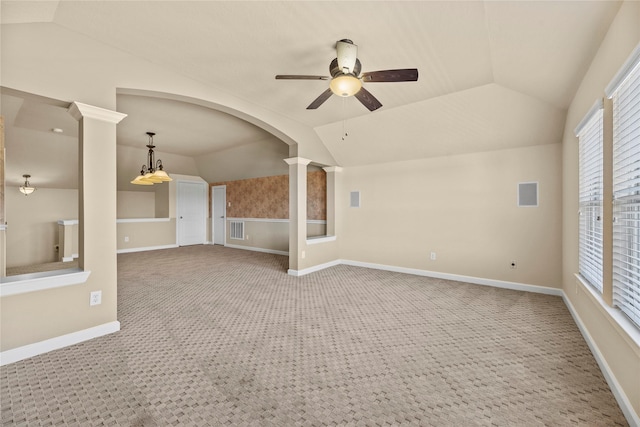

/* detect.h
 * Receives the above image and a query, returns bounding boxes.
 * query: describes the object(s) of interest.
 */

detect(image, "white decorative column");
[285,157,311,272]
[69,102,126,319]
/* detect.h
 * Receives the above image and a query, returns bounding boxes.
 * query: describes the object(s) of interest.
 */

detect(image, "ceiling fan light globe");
[19,186,36,195]
[330,75,362,97]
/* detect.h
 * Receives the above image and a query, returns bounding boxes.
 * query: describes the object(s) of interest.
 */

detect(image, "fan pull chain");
[341,98,348,141]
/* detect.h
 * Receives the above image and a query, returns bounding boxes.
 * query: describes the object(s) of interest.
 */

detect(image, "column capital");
[68,102,127,124]
[323,166,343,173]
[284,157,312,166]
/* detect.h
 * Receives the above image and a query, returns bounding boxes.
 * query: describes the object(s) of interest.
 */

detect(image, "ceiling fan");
[276,39,418,112]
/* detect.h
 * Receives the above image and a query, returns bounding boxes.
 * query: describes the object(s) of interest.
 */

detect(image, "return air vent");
[230,221,245,240]
[518,182,538,207]
[350,191,361,208]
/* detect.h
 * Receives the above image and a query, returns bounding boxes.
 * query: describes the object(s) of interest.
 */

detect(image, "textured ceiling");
[0,0,624,182]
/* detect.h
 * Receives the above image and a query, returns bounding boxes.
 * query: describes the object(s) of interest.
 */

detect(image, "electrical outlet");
[90,290,102,306]
[510,260,517,269]
[301,250,306,259]
[430,252,436,261]
[124,236,129,242]
[246,235,249,240]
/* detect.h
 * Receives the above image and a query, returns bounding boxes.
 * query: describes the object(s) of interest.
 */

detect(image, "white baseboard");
[117,244,178,254]
[563,295,640,427]
[288,259,341,276]
[224,243,288,257]
[339,259,563,296]
[0,321,120,366]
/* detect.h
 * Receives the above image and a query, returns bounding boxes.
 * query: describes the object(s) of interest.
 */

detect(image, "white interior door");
[212,186,226,245]
[177,181,206,246]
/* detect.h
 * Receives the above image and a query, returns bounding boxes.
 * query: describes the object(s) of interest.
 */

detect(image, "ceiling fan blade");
[354,87,383,112]
[276,75,330,80]
[361,69,419,83]
[307,88,333,110]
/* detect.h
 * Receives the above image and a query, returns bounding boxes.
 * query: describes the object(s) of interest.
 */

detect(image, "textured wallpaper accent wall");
[211,170,326,220]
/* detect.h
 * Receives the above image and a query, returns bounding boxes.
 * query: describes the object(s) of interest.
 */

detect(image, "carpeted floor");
[0,245,628,426]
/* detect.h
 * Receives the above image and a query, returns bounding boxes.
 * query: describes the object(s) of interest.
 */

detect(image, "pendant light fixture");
[131,132,173,185]
[19,174,36,196]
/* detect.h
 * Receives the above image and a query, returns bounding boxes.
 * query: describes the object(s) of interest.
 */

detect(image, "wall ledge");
[0,321,120,366]
[0,269,90,297]
[116,218,171,223]
[306,235,336,245]
[117,244,178,254]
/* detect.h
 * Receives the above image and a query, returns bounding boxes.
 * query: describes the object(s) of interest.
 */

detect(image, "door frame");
[176,180,208,246]
[212,185,227,246]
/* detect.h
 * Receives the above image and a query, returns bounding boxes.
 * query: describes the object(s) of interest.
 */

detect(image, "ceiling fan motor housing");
[330,58,361,78]
[336,39,358,74]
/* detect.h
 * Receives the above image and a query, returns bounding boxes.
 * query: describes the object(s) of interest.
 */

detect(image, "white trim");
[606,41,640,98]
[306,235,336,245]
[226,217,326,224]
[0,321,120,366]
[116,244,178,254]
[288,259,341,276]
[563,294,640,427]
[288,258,562,295]
[68,102,127,123]
[57,219,79,226]
[340,260,563,296]
[228,218,289,223]
[61,256,74,262]
[574,98,604,136]
[323,166,343,173]
[224,243,288,256]
[116,218,171,223]
[284,157,312,166]
[0,270,91,297]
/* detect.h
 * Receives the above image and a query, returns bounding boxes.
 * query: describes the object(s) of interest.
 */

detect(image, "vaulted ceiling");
[1,1,623,189]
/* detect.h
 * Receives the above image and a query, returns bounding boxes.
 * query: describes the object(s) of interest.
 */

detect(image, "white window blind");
[611,47,640,329]
[576,101,604,293]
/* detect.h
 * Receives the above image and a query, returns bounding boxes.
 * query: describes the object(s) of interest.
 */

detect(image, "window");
[576,100,604,293]
[608,46,640,328]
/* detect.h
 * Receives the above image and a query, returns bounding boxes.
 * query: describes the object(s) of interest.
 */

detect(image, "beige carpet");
[0,245,628,426]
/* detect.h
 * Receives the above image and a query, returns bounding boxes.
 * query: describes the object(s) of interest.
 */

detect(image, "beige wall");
[561,0,640,417]
[117,219,176,250]
[195,137,289,183]
[117,191,155,218]
[5,188,78,268]
[339,143,562,288]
